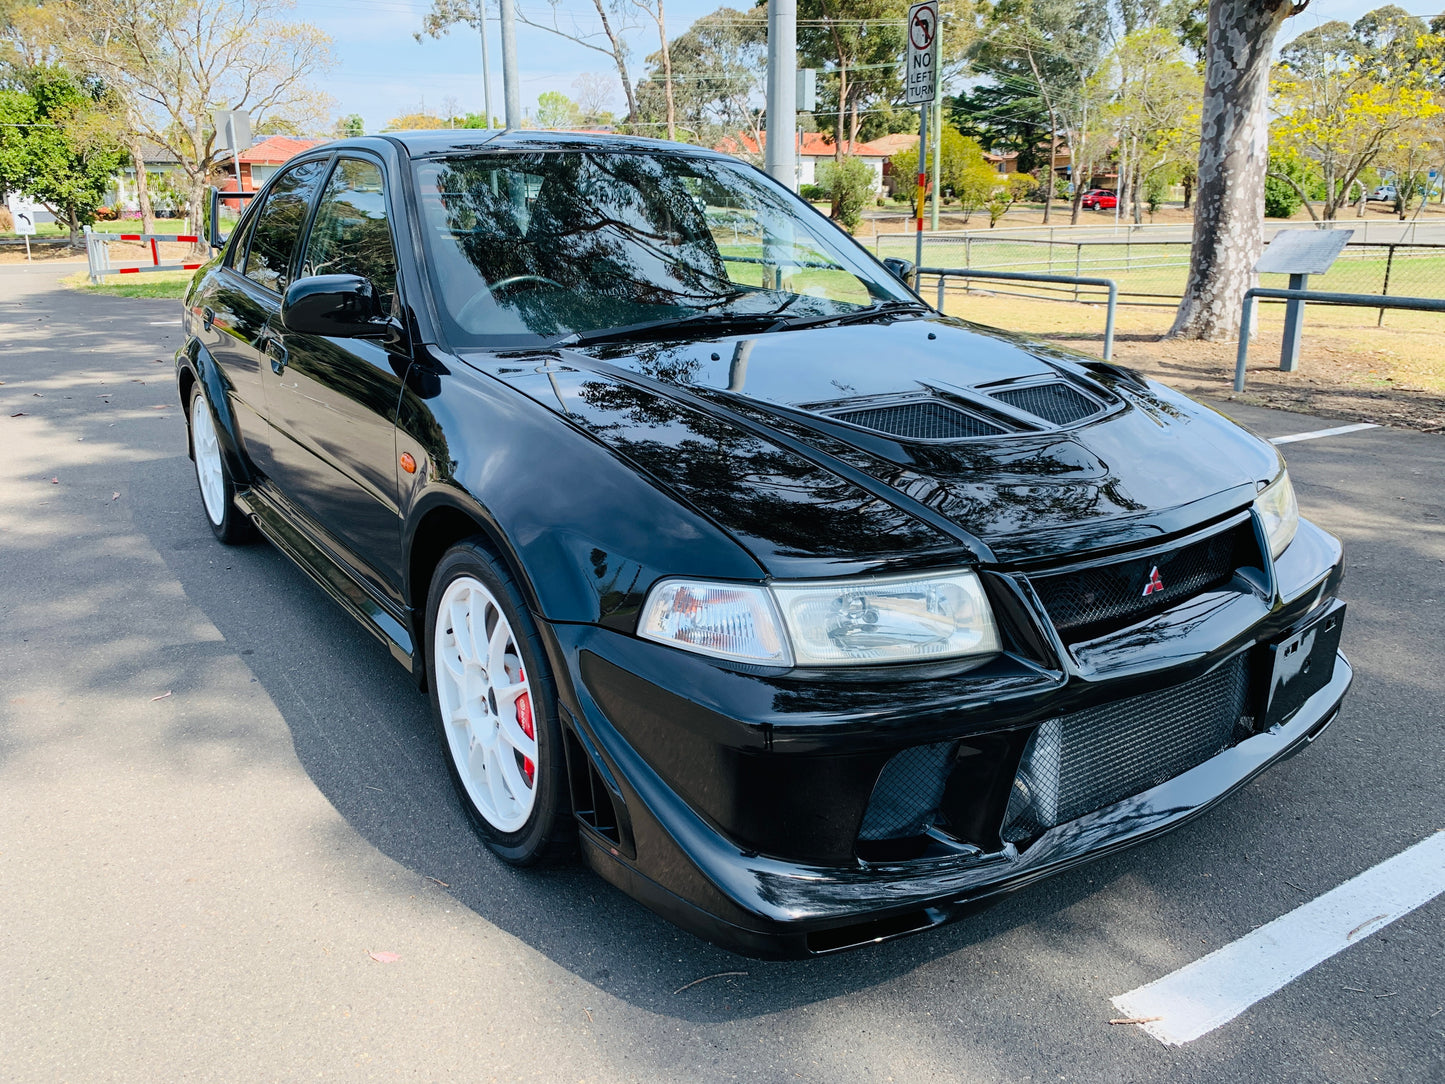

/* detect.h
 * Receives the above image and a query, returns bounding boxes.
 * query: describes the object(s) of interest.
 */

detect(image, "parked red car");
[1081,188,1117,210]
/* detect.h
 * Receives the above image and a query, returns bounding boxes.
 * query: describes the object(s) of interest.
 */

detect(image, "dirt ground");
[946,291,1445,432]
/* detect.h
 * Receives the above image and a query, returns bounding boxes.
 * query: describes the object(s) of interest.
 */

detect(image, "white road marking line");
[1270,423,1380,445]
[1111,830,1445,1046]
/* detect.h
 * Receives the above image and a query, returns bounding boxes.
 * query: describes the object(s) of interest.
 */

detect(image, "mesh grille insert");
[991,383,1099,425]
[1001,655,1251,842]
[830,401,1005,440]
[858,741,958,840]
[1030,524,1247,642]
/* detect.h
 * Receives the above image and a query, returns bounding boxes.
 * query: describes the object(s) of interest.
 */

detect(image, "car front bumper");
[542,517,1351,958]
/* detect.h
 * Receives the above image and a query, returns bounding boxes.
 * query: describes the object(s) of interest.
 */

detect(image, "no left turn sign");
[906,1,940,105]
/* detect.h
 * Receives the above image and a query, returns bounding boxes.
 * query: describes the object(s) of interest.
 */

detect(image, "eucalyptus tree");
[1169,0,1308,341]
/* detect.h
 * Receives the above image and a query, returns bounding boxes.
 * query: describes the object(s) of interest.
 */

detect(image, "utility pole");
[765,0,797,188]
[477,0,493,126]
[930,12,944,231]
[499,0,520,129]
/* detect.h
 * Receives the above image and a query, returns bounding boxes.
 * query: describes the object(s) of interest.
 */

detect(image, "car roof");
[313,129,735,162]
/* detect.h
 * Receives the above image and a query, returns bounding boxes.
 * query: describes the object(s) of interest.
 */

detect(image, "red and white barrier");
[84,226,206,283]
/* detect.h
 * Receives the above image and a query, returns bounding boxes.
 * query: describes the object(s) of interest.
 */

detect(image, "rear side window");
[301,158,399,312]
[243,159,327,294]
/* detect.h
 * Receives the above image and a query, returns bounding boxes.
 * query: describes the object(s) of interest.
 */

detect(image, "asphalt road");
[2,264,1441,1083]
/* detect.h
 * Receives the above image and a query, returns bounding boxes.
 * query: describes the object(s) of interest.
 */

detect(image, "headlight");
[1256,470,1299,559]
[639,570,1001,668]
[638,581,792,665]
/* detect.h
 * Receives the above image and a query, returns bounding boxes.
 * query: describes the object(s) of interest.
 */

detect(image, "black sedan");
[177,132,1350,957]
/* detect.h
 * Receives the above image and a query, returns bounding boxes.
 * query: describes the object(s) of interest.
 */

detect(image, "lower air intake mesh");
[858,740,957,840]
[991,382,1099,425]
[1001,655,1251,842]
[830,401,1005,440]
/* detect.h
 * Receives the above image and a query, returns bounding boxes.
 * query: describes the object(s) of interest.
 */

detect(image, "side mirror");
[281,274,392,338]
[882,257,914,284]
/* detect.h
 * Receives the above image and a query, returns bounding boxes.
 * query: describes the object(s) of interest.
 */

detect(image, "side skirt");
[235,486,416,673]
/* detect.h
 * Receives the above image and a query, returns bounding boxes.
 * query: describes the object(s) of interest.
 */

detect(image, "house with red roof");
[216,135,326,196]
[714,131,901,193]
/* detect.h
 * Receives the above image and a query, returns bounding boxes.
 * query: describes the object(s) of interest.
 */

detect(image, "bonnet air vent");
[828,401,1006,440]
[990,383,1100,425]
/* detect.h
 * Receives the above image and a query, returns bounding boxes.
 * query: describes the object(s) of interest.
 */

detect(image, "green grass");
[29,218,196,237]
[61,270,192,299]
[876,234,1445,303]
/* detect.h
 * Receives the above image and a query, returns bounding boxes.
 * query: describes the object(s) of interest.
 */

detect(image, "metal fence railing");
[874,230,1445,312]
[1234,288,1445,391]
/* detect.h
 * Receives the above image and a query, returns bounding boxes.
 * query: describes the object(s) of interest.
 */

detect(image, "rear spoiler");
[207,185,259,250]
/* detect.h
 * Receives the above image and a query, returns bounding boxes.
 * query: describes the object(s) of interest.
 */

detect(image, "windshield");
[412,150,916,347]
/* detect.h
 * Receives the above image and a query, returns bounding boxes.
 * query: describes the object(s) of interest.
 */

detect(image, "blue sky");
[297,0,1437,134]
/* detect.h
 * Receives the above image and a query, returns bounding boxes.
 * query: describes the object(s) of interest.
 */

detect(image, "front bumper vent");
[1001,655,1252,843]
[828,400,1006,440]
[857,740,958,841]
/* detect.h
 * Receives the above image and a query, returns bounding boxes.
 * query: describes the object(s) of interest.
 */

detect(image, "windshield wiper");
[550,311,786,348]
[774,300,932,332]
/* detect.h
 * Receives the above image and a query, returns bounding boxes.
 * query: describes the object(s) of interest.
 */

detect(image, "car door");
[262,154,409,607]
[205,158,329,479]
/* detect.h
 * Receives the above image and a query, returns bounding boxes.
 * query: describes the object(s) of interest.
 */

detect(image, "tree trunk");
[593,0,637,122]
[1182,175,1193,209]
[1169,0,1298,341]
[835,63,847,163]
[655,0,675,140]
[129,140,155,234]
[1043,114,1056,225]
[66,205,82,248]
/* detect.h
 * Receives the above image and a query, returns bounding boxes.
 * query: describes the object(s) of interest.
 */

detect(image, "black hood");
[469,317,1281,576]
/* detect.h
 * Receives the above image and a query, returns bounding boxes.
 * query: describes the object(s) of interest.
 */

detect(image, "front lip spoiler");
[580,653,1353,958]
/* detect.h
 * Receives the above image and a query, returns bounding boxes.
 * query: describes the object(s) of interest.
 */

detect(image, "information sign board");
[10,197,36,236]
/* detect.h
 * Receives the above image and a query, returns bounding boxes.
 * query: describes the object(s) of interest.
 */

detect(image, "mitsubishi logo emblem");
[1142,566,1165,596]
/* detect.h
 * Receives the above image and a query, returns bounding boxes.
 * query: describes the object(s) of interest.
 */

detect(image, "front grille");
[990,382,1100,425]
[858,741,957,840]
[1001,655,1251,842]
[1030,523,1247,642]
[829,400,1005,440]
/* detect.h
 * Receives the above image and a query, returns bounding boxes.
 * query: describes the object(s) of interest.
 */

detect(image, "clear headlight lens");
[1256,470,1299,559]
[639,570,1001,668]
[772,571,1001,666]
[638,581,792,665]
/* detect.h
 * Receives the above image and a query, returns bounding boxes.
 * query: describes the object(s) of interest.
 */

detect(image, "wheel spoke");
[492,678,527,709]
[449,596,476,663]
[493,737,532,800]
[497,710,538,762]
[482,739,513,813]
[487,613,511,681]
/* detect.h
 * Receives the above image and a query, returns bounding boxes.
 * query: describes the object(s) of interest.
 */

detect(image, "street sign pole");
[905,1,939,286]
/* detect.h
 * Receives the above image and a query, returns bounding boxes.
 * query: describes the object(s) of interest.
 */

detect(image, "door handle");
[201,306,214,331]
[265,338,288,374]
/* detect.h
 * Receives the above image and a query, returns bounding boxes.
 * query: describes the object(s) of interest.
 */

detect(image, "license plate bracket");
[1262,598,1346,729]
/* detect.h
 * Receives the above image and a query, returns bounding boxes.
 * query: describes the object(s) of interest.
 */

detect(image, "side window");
[301,158,399,311]
[243,159,327,294]
[225,198,260,270]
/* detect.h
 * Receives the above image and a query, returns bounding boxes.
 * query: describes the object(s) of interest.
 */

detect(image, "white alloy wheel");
[191,389,226,526]
[433,574,539,833]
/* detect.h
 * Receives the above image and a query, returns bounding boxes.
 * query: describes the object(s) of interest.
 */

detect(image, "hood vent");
[990,382,1100,426]
[828,400,1007,441]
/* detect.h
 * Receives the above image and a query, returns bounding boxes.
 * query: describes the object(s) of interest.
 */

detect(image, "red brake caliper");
[515,667,535,785]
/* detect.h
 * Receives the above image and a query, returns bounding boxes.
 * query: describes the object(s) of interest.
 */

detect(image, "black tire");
[187,382,255,545]
[426,540,572,866]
